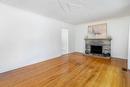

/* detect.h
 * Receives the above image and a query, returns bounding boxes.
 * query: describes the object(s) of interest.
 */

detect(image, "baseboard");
[0,54,62,74]
[111,57,127,60]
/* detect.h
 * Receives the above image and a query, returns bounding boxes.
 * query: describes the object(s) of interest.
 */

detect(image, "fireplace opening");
[90,45,102,54]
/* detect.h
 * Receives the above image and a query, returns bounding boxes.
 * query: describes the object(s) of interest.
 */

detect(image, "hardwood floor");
[0,52,129,87]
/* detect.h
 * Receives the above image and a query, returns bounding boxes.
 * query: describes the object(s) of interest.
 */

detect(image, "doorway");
[61,29,69,54]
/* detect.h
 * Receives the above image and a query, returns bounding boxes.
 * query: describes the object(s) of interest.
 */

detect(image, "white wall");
[128,24,130,69]
[72,16,130,59]
[0,3,73,73]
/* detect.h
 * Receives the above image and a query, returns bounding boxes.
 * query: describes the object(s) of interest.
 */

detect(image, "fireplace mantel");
[84,37,112,40]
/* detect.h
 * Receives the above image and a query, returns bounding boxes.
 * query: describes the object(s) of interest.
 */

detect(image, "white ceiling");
[0,0,130,24]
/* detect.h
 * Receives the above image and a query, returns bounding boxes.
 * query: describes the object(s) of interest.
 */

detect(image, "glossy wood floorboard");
[0,52,129,87]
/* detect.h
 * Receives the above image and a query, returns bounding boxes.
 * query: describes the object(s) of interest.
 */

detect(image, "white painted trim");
[128,24,130,69]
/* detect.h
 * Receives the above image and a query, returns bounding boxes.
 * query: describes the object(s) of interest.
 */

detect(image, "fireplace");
[90,45,102,54]
[84,38,112,57]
